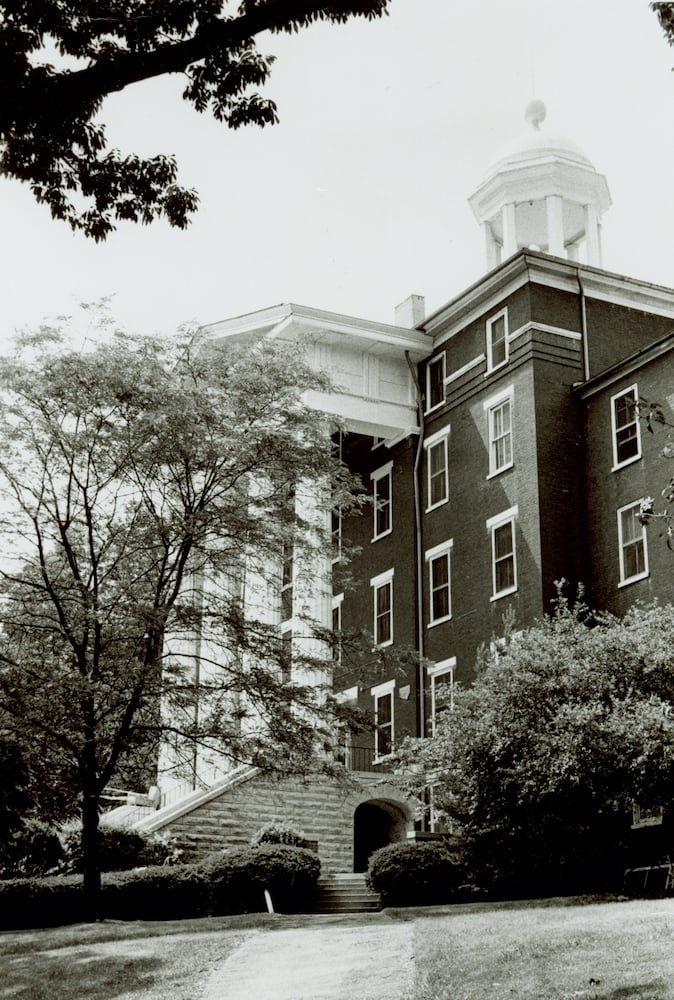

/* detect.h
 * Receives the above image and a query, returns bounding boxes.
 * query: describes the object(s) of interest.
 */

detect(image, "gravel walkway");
[201,918,415,1000]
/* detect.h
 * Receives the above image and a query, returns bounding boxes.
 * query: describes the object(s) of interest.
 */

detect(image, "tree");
[0,321,361,915]
[652,3,674,54]
[637,398,674,547]
[0,1,389,240]
[395,596,674,896]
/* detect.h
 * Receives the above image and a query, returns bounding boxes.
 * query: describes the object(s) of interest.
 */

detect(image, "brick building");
[125,102,674,871]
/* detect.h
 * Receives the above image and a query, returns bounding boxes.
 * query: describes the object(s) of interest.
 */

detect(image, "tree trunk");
[80,761,102,922]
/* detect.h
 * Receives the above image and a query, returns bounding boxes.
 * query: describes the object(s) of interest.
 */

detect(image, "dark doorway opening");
[353,799,407,873]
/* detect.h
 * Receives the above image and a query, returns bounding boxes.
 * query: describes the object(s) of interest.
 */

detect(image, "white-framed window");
[486,308,509,372]
[371,462,393,540]
[484,385,513,477]
[426,353,446,412]
[371,568,394,647]
[427,657,455,735]
[618,500,649,586]
[611,384,641,470]
[424,427,449,511]
[280,542,293,622]
[487,506,518,600]
[371,679,395,758]
[280,627,292,685]
[331,506,342,564]
[332,593,344,665]
[425,539,453,626]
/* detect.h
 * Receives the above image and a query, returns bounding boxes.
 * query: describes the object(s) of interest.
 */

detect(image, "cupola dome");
[468,101,611,270]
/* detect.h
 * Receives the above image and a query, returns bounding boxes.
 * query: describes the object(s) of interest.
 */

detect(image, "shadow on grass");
[600,984,669,999]
[5,950,163,1000]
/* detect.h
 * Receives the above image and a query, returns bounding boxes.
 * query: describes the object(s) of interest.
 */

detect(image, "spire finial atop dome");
[525,98,546,130]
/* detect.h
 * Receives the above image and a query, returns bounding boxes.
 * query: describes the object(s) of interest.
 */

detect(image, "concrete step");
[314,873,381,914]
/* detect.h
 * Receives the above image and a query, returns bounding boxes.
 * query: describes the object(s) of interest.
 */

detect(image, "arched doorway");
[353,798,408,872]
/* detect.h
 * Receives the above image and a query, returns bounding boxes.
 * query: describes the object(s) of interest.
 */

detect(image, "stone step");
[314,873,381,914]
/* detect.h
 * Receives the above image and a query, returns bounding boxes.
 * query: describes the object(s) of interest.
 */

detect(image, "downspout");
[576,268,590,381]
[405,351,426,745]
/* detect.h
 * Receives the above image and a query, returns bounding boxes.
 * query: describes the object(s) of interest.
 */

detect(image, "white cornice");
[202,302,431,360]
[423,251,674,348]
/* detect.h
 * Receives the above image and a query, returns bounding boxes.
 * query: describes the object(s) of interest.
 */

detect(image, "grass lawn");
[396,895,674,1000]
[0,913,273,1000]
[3,897,674,999]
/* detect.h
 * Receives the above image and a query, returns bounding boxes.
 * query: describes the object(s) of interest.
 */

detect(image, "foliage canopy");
[0,319,360,909]
[0,1,389,239]
[396,596,674,894]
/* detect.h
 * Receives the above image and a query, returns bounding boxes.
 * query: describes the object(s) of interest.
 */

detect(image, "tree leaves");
[0,0,389,236]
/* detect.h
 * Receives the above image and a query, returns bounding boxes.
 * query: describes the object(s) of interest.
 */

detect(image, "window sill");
[612,454,642,473]
[490,585,518,602]
[371,528,392,543]
[486,463,513,481]
[428,615,452,629]
[485,359,508,376]
[425,498,449,514]
[424,400,446,416]
[373,639,393,650]
[618,571,649,589]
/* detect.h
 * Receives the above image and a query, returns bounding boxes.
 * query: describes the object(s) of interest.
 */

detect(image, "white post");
[502,203,518,258]
[484,222,500,270]
[546,195,565,257]
[584,204,601,266]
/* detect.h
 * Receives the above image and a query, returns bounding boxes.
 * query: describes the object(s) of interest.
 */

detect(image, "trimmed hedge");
[59,824,177,873]
[250,820,310,850]
[0,843,321,929]
[204,843,320,914]
[366,841,463,907]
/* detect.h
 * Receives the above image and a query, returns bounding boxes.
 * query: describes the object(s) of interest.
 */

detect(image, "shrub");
[59,823,181,873]
[366,841,462,907]
[203,843,320,914]
[250,820,310,849]
[102,864,209,921]
[0,819,64,879]
[0,874,86,929]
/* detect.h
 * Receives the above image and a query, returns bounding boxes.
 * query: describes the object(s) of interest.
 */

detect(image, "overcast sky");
[1,0,672,339]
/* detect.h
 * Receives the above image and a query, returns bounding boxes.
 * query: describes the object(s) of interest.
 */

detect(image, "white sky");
[1,0,672,340]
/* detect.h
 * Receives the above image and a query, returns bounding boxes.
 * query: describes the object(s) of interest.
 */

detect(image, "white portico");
[201,300,430,441]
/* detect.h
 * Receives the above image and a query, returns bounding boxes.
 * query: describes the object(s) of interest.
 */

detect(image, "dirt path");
[201,918,415,1000]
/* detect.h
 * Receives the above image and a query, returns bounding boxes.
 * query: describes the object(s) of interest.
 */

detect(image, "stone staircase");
[314,873,381,914]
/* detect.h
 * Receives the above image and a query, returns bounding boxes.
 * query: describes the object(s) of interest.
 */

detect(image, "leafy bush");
[102,864,209,921]
[203,843,320,914]
[250,820,310,849]
[0,819,64,879]
[0,874,86,929]
[59,823,181,873]
[366,841,462,907]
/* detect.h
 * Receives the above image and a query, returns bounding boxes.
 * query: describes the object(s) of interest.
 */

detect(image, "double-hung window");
[332,593,344,666]
[371,568,394,647]
[484,385,513,477]
[280,543,293,622]
[611,385,641,469]
[424,428,449,511]
[486,308,508,372]
[427,658,455,735]
[426,354,446,412]
[618,500,649,586]
[371,680,395,758]
[487,506,518,600]
[426,540,453,626]
[372,462,392,540]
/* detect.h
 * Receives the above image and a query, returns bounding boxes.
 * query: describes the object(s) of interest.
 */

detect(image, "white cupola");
[468,100,611,270]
